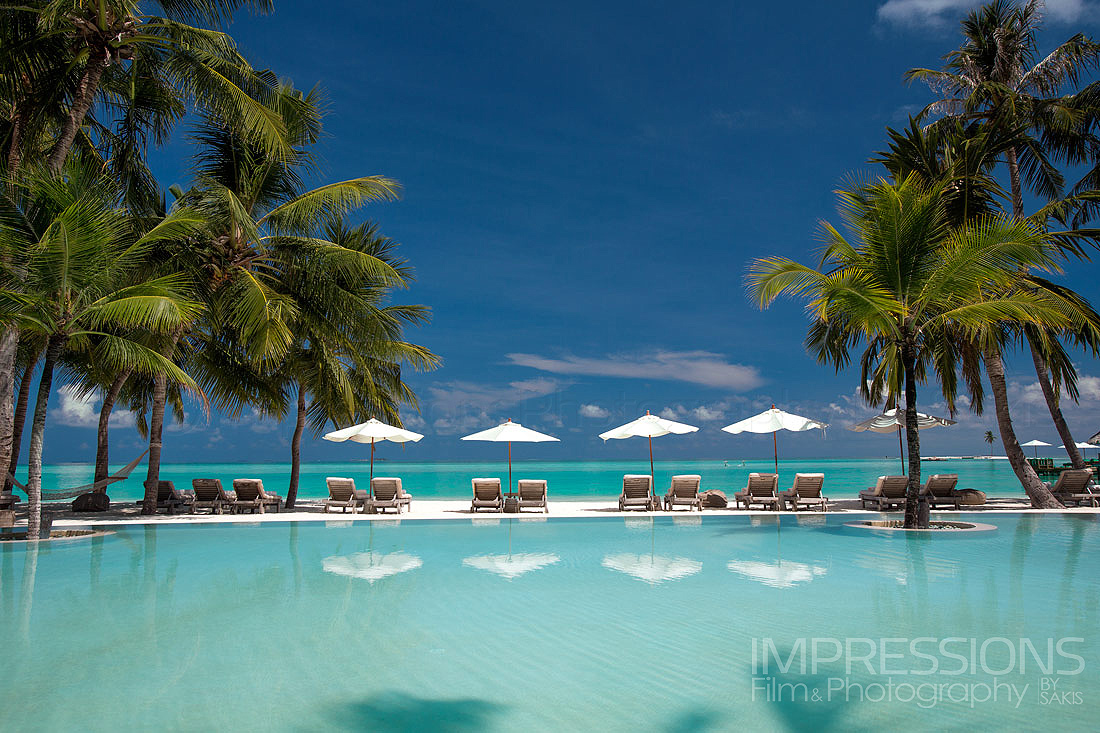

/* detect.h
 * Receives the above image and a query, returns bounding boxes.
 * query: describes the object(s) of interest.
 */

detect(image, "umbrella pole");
[649,436,655,497]
[772,431,778,477]
[508,441,512,494]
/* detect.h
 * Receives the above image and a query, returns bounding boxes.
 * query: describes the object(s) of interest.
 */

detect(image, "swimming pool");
[2,514,1096,730]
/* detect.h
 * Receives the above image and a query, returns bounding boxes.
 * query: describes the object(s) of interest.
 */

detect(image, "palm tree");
[874,120,1099,505]
[1,161,200,537]
[748,175,1069,527]
[906,0,1100,468]
[984,429,995,455]
[134,88,404,511]
[0,0,302,508]
[271,219,436,508]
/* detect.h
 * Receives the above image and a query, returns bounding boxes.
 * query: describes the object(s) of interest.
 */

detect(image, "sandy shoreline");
[0,495,1091,528]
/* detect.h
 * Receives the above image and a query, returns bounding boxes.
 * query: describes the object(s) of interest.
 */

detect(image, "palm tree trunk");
[4,351,38,493]
[26,336,63,540]
[286,385,307,509]
[141,371,169,515]
[983,346,1062,508]
[47,57,109,173]
[1026,335,1084,468]
[94,369,132,486]
[1006,146,1024,218]
[0,326,19,493]
[142,331,182,514]
[6,107,24,177]
[902,337,923,529]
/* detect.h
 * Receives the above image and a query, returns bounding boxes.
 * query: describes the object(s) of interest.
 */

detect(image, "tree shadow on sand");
[323,692,507,732]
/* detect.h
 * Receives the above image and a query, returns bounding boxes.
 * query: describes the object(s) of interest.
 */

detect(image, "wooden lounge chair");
[517,479,548,513]
[859,475,910,510]
[663,475,701,511]
[734,473,781,510]
[191,478,232,514]
[0,491,19,511]
[324,477,367,513]
[149,480,194,514]
[231,479,284,514]
[471,478,503,513]
[919,474,960,509]
[1045,469,1099,507]
[369,478,411,514]
[619,474,655,511]
[779,473,827,511]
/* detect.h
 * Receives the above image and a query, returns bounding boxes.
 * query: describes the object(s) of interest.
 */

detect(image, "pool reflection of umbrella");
[723,406,827,476]
[599,411,698,487]
[727,559,827,588]
[461,420,559,493]
[602,553,702,585]
[848,407,954,473]
[322,551,423,584]
[463,552,561,579]
[323,418,424,482]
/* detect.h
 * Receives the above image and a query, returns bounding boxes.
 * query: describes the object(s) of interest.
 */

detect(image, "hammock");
[9,449,149,501]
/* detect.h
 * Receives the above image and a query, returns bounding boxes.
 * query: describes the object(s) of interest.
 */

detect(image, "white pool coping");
[23,496,1100,527]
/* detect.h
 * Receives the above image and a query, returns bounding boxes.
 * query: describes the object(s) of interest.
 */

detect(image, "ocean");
[31,457,1033,503]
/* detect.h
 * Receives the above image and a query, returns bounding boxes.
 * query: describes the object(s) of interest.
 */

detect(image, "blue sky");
[38,0,1100,464]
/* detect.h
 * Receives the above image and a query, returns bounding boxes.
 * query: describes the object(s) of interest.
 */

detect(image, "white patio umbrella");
[1058,441,1095,452]
[461,420,559,493]
[1021,439,1052,458]
[848,407,954,473]
[323,417,424,481]
[722,405,827,476]
[599,411,699,486]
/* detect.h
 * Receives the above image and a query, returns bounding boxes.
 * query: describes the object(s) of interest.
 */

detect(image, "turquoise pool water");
[2,514,1097,730]
[34,457,1029,503]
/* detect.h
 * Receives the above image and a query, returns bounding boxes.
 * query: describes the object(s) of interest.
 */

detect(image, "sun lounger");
[734,473,781,510]
[0,491,19,511]
[191,478,233,514]
[779,473,827,511]
[148,480,194,514]
[1044,469,1099,507]
[619,474,655,511]
[663,474,701,511]
[858,475,910,510]
[369,478,411,514]
[324,477,368,513]
[471,478,503,513]
[231,479,284,514]
[919,474,960,509]
[517,479,548,513]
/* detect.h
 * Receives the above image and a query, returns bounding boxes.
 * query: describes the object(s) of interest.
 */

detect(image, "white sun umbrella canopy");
[323,417,424,482]
[461,420,559,493]
[848,408,955,473]
[721,406,827,476]
[1021,439,1052,459]
[599,411,699,487]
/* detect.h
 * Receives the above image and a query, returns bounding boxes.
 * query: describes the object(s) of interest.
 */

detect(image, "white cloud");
[402,414,427,429]
[506,351,763,391]
[877,0,1097,28]
[426,378,569,435]
[51,385,134,429]
[657,402,730,422]
[579,404,610,419]
[428,378,566,414]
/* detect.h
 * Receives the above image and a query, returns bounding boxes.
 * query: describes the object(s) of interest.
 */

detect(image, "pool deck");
[14,495,1098,527]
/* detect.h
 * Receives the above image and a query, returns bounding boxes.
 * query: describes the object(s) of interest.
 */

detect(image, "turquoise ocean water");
[34,457,1030,503]
[1,513,1097,730]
